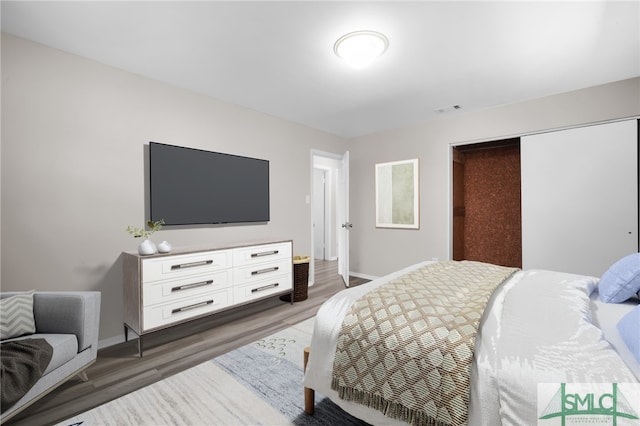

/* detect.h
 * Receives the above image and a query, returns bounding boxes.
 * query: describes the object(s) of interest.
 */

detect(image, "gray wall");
[347,77,640,277]
[1,34,346,346]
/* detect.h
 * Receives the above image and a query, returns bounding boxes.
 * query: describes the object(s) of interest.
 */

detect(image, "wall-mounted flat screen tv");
[149,142,270,225]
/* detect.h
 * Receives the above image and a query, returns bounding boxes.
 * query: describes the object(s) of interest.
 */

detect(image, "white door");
[521,120,638,276]
[338,151,350,286]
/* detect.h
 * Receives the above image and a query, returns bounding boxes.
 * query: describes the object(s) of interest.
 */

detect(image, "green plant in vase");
[126,219,165,255]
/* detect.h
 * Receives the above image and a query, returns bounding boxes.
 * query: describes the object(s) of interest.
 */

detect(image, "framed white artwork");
[375,158,419,229]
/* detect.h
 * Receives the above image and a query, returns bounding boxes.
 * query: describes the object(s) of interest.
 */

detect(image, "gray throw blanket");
[1,338,53,413]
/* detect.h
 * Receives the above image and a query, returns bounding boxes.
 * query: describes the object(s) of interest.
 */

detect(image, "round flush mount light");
[334,30,389,69]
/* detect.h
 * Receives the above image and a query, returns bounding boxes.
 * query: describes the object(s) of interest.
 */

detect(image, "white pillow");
[599,253,640,303]
[0,291,36,340]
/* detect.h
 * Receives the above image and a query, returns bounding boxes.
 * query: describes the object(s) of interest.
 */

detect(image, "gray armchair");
[0,291,101,423]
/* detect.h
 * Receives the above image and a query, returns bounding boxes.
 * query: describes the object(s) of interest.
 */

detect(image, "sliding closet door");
[521,120,638,276]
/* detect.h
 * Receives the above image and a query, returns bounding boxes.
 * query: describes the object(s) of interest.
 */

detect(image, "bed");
[303,259,640,426]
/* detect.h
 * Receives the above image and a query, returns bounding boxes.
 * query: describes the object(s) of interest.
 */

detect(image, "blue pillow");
[599,253,640,303]
[616,305,640,363]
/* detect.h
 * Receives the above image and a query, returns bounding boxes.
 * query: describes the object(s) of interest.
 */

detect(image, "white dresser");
[122,240,293,355]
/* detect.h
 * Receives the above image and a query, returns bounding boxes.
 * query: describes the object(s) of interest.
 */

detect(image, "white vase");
[138,239,157,256]
[157,241,172,253]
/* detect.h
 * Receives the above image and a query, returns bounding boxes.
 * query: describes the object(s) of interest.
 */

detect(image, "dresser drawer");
[233,258,292,286]
[142,289,231,331]
[233,274,293,305]
[142,270,231,307]
[233,242,292,267]
[142,250,231,282]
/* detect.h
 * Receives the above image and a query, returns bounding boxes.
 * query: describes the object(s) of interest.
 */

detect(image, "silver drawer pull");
[251,266,279,275]
[171,260,214,270]
[251,283,279,293]
[251,250,279,258]
[171,300,213,314]
[171,280,213,293]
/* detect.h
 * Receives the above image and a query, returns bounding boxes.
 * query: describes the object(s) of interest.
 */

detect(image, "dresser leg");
[124,324,143,357]
[303,346,315,415]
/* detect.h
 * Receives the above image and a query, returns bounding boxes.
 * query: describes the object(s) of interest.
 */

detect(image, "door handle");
[341,222,353,229]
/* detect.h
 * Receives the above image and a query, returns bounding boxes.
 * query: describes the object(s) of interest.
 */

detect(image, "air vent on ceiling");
[435,104,461,113]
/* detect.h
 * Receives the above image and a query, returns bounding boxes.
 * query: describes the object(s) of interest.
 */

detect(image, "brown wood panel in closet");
[453,139,522,268]
[452,149,465,261]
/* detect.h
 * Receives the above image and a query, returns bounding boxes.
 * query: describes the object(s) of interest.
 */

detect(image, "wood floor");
[6,260,369,426]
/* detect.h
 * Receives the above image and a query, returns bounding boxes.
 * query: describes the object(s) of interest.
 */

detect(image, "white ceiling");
[2,1,639,138]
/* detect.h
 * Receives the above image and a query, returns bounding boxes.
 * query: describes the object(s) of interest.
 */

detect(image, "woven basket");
[281,256,310,302]
[292,261,310,301]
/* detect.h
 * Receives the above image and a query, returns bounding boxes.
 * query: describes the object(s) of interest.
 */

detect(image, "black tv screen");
[149,142,270,225]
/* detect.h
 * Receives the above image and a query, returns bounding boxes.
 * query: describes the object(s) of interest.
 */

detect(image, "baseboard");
[349,271,378,281]
[98,335,125,350]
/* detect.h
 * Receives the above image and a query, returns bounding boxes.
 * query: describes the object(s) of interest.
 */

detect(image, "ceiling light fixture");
[334,30,389,69]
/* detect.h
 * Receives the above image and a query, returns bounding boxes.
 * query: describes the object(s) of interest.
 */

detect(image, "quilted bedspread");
[331,261,518,426]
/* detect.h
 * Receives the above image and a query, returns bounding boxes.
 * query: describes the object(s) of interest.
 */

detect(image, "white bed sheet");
[303,262,639,426]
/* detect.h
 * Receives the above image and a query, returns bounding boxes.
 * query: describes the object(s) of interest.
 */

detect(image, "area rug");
[57,317,369,426]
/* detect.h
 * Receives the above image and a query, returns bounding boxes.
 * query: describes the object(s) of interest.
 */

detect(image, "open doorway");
[312,167,333,261]
[310,150,349,286]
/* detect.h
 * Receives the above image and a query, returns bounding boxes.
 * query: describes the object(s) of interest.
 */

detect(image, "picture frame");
[375,158,419,229]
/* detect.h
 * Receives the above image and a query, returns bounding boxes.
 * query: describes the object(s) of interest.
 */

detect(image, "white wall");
[347,77,640,277]
[1,34,346,344]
